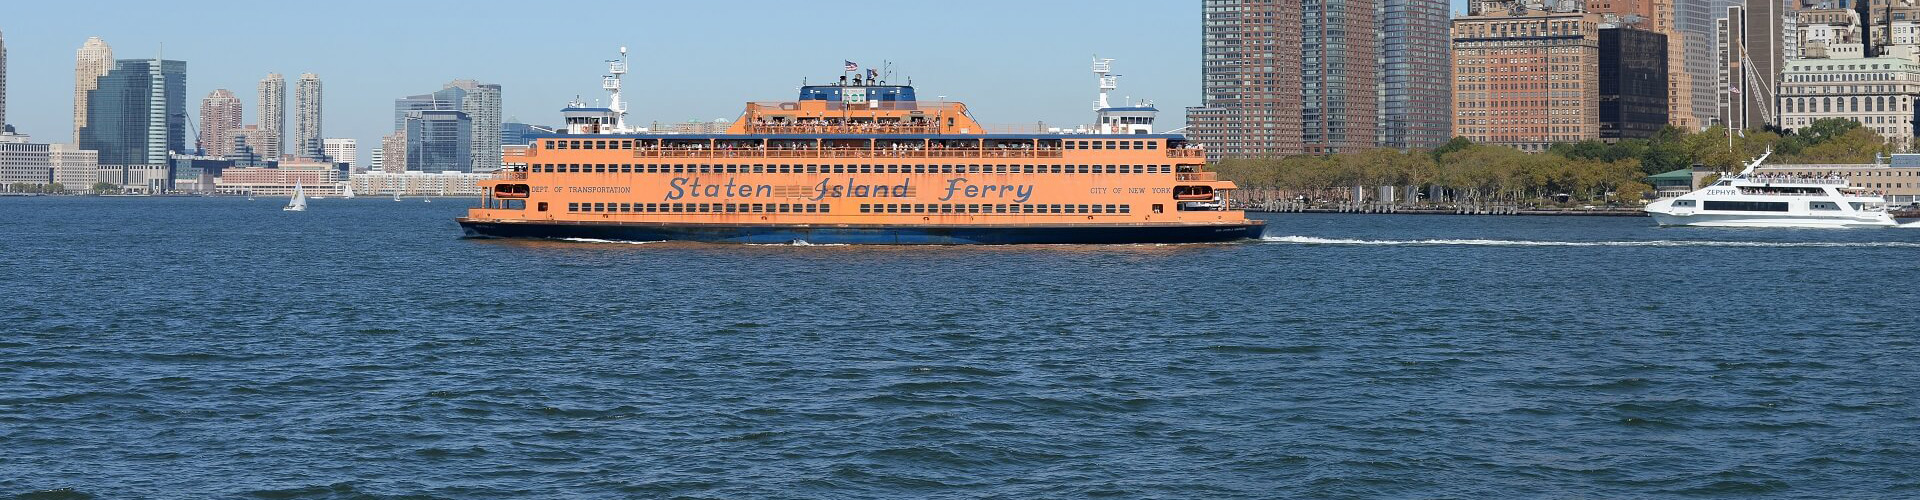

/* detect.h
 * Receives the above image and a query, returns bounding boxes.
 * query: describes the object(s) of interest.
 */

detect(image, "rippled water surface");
[3,197,1919,498]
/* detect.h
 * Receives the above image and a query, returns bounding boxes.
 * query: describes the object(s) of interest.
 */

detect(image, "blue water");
[3,197,1919,498]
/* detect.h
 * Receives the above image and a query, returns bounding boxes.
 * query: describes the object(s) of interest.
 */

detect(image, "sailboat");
[343,182,356,199]
[284,181,308,212]
[246,190,255,201]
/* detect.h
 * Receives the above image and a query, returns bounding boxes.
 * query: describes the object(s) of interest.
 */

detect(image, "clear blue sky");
[2,0,1472,165]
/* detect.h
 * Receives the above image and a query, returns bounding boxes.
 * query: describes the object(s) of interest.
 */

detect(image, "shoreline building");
[0,133,51,192]
[79,58,187,167]
[349,169,492,196]
[1188,0,1304,159]
[1599,25,1671,140]
[257,73,285,159]
[74,37,113,143]
[1450,5,1605,151]
[393,80,498,172]
[1778,56,1920,149]
[322,138,357,170]
[294,73,322,160]
[199,89,242,157]
[51,143,99,190]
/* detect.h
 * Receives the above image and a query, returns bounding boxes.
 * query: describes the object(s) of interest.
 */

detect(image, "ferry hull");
[1648,212,1898,228]
[457,219,1265,244]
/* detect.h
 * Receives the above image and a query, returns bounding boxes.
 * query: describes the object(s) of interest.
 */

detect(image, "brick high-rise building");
[1189,0,1306,160]
[1451,7,1604,151]
[199,89,242,157]
[1189,0,1450,160]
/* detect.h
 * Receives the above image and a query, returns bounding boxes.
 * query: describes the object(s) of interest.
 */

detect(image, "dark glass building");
[1599,27,1670,141]
[1378,0,1453,150]
[79,59,187,166]
[405,109,471,172]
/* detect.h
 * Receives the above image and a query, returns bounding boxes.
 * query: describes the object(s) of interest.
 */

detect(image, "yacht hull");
[1648,212,1897,228]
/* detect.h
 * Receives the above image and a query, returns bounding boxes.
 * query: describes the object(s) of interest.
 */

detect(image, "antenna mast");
[1093,55,1117,110]
[604,47,631,133]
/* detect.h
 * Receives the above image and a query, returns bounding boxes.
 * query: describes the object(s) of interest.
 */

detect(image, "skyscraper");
[405,110,470,172]
[1189,0,1306,159]
[294,73,322,159]
[257,73,285,159]
[444,80,503,172]
[1300,0,1378,154]
[1680,0,1743,127]
[1,29,9,132]
[1599,27,1671,140]
[393,80,502,171]
[79,59,187,166]
[199,89,242,157]
[1190,0,1448,159]
[1377,0,1452,150]
[74,37,114,142]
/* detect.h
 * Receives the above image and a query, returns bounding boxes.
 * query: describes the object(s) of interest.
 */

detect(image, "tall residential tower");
[257,73,285,159]
[74,37,114,142]
[293,73,322,159]
[199,89,242,157]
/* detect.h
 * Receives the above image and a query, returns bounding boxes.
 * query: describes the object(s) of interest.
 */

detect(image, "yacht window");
[1703,201,1789,212]
[1673,199,1696,207]
[1810,201,1840,210]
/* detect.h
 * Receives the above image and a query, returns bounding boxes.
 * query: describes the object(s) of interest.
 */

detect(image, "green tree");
[92,182,118,194]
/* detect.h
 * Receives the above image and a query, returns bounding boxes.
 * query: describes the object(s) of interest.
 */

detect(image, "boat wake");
[1261,235,1920,248]
[558,238,666,245]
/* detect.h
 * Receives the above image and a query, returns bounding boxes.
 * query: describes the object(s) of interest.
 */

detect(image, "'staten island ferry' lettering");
[460,52,1262,244]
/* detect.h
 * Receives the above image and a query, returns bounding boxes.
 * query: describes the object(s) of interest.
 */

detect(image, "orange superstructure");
[459,82,1262,244]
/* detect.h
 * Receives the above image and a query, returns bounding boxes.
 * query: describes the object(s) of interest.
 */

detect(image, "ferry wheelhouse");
[459,57,1262,244]
[1644,149,1898,227]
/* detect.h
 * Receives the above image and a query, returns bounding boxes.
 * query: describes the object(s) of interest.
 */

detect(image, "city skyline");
[0,0,1259,167]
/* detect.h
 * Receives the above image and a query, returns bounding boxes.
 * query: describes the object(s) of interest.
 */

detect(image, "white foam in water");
[1261,235,1920,248]
[559,237,665,245]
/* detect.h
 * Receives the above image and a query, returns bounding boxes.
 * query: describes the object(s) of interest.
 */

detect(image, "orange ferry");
[460,62,1261,244]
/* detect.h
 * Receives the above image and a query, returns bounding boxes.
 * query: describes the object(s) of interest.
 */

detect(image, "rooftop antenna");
[604,46,631,133]
[1093,55,1117,111]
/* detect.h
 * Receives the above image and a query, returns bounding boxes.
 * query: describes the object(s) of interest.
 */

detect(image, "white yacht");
[1645,149,1895,227]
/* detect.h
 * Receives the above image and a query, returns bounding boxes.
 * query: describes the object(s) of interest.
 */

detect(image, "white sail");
[284,182,308,211]
[343,182,356,199]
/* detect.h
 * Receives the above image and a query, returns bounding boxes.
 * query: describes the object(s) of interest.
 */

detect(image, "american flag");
[845,61,858,71]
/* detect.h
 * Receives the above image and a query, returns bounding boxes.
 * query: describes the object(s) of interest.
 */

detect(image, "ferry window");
[860,204,871,213]
[805,165,819,173]
[1119,205,1131,213]
[544,141,555,150]
[1078,165,1091,174]
[1152,204,1163,213]
[592,203,605,212]
[991,204,1005,214]
[1105,204,1118,213]
[617,203,629,212]
[568,203,579,212]
[1147,142,1158,150]
[1704,201,1789,212]
[1047,204,1061,214]
[819,204,831,213]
